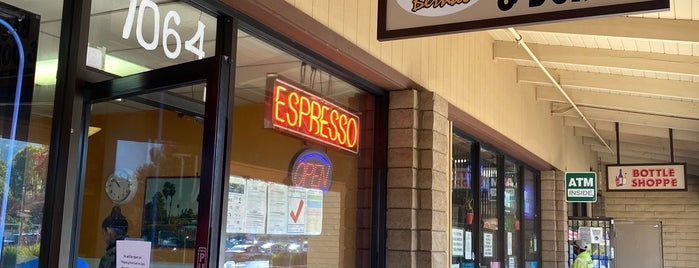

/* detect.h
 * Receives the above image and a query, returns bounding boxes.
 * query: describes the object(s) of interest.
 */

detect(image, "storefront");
[1,0,565,267]
[0,0,389,267]
[450,129,541,268]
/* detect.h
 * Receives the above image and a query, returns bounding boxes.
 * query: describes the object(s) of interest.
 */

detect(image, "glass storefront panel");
[0,0,60,266]
[451,128,541,267]
[87,0,216,76]
[219,29,375,268]
[504,158,520,268]
[78,84,208,267]
[523,168,539,268]
[452,132,474,265]
[480,148,499,266]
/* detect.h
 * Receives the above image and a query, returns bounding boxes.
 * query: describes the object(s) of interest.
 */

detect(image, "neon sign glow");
[290,149,333,191]
[266,75,360,154]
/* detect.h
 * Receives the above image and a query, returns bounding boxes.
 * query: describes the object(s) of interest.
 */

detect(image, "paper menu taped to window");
[116,240,151,268]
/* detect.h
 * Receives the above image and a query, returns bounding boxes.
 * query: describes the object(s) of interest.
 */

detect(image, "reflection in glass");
[480,148,499,265]
[0,0,60,266]
[87,0,217,77]
[221,29,374,267]
[78,85,206,266]
[524,168,540,267]
[504,158,520,268]
[451,132,474,265]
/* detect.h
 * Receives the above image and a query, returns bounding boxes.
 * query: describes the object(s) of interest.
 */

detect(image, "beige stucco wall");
[284,0,595,172]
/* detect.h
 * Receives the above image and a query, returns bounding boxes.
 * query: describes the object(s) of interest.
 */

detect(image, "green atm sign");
[566,172,597,202]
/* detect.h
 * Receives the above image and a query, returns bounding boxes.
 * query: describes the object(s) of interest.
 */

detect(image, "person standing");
[571,240,593,268]
[100,206,129,268]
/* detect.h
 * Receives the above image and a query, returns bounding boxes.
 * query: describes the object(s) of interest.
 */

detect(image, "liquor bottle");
[616,169,624,187]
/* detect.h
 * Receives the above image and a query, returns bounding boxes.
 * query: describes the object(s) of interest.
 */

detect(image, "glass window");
[523,168,540,267]
[219,30,375,268]
[78,84,209,267]
[479,148,499,266]
[504,158,520,268]
[87,0,217,76]
[451,133,474,265]
[0,0,60,266]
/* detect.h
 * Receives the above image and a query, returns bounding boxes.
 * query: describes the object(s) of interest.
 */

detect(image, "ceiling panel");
[489,5,699,175]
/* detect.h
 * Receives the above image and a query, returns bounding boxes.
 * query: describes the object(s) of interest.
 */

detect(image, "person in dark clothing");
[100,206,129,268]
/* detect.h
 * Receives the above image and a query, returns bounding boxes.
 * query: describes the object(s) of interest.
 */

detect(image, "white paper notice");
[577,227,591,246]
[484,233,493,257]
[464,231,472,259]
[305,189,323,235]
[244,179,268,234]
[452,228,464,257]
[590,227,603,244]
[507,232,513,255]
[116,240,151,268]
[508,257,515,268]
[226,176,247,233]
[266,183,289,234]
[287,187,307,234]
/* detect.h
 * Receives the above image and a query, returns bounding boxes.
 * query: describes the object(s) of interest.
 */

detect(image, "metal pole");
[615,122,620,164]
[669,129,674,163]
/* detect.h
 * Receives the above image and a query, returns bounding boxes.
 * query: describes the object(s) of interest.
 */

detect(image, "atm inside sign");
[566,172,597,202]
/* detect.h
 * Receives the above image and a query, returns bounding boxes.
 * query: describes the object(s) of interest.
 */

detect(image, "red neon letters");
[271,79,359,153]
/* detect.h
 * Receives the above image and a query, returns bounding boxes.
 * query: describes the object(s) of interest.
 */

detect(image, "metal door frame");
[81,56,231,267]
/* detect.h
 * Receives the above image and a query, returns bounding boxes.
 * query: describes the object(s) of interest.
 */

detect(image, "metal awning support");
[670,128,675,163]
[507,28,614,154]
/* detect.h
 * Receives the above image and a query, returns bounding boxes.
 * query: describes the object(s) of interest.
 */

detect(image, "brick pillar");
[541,170,570,268]
[387,89,419,268]
[554,171,570,268]
[387,89,450,268]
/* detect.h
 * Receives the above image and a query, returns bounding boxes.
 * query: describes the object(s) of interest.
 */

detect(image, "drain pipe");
[506,27,614,153]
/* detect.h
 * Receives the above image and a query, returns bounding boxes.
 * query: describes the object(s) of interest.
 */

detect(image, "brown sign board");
[378,0,669,41]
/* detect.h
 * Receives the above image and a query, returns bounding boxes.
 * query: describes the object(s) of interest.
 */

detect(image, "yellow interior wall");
[285,0,594,171]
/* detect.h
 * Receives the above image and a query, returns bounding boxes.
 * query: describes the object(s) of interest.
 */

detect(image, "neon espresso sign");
[266,75,360,154]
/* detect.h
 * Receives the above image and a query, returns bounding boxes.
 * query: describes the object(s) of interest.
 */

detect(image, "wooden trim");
[221,0,420,91]
[449,103,554,171]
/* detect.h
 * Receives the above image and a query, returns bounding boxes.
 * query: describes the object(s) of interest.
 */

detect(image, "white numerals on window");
[122,0,206,60]
[163,11,181,59]
[184,21,206,59]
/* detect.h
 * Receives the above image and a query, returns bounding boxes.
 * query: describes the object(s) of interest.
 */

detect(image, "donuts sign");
[265,74,360,154]
[606,163,687,191]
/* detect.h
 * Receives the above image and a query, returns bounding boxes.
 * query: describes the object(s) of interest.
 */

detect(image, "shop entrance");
[76,56,230,267]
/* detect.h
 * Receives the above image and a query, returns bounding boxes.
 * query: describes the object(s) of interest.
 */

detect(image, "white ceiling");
[488,0,699,175]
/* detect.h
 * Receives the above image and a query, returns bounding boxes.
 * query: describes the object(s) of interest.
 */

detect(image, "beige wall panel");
[284,1,593,171]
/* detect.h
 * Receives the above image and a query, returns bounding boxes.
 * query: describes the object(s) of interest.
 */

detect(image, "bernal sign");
[378,0,669,41]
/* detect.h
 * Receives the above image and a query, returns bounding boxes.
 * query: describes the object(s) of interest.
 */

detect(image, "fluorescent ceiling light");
[88,126,102,136]
[103,55,150,77]
[35,59,58,86]
[34,55,150,86]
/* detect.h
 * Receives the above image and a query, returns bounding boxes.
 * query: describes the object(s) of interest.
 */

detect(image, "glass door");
[75,56,230,268]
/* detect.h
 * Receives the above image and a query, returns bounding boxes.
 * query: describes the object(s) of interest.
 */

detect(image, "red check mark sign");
[290,199,304,223]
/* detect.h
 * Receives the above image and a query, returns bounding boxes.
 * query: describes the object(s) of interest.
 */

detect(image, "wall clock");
[105,168,138,204]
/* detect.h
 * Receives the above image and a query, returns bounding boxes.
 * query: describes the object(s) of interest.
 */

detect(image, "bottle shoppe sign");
[378,0,669,40]
[265,74,360,154]
[606,163,687,191]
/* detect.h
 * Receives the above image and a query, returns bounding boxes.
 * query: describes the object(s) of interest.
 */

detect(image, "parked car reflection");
[225,244,272,262]
[3,233,40,245]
